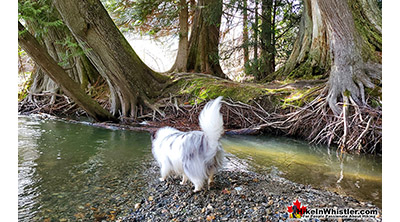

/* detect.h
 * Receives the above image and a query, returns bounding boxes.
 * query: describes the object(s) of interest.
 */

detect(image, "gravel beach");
[120,154,381,222]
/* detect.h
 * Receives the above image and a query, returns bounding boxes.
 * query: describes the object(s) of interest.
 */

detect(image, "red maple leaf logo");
[287,199,307,218]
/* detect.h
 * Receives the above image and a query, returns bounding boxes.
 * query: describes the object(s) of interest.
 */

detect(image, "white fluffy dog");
[151,96,224,192]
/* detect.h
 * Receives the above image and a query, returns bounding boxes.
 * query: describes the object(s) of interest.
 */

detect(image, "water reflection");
[221,135,382,207]
[18,118,42,221]
[18,116,152,221]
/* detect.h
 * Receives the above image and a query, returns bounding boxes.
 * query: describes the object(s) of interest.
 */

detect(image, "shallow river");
[18,116,381,220]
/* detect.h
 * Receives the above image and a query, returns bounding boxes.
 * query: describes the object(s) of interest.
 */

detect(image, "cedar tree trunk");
[253,0,259,62]
[169,0,189,73]
[243,0,250,65]
[53,0,170,117]
[259,0,275,80]
[187,0,224,78]
[277,0,381,115]
[18,22,116,122]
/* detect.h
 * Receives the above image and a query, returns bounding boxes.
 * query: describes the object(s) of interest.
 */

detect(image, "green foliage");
[376,0,382,9]
[245,58,262,79]
[18,0,64,39]
[102,0,180,37]
[55,37,91,67]
[18,74,33,101]
[18,46,33,101]
[19,0,90,69]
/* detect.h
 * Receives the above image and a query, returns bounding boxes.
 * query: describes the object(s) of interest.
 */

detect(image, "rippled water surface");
[18,116,381,220]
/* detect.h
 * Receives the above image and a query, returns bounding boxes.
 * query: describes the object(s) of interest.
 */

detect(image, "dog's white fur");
[151,96,224,192]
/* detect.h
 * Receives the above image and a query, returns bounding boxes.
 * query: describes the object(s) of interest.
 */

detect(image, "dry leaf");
[206,215,215,221]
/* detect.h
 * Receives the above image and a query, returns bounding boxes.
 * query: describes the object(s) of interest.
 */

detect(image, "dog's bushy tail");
[199,96,224,147]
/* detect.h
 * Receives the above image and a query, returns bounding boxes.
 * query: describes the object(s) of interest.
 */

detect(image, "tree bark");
[187,0,225,78]
[259,0,275,80]
[275,0,381,115]
[253,0,259,63]
[243,0,250,65]
[18,22,116,122]
[53,0,170,117]
[168,0,189,73]
[319,0,381,114]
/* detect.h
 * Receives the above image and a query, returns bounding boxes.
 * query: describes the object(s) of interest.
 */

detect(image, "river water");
[18,116,381,221]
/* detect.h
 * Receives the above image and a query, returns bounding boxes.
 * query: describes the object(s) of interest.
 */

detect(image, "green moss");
[170,74,323,110]
[365,86,382,108]
[343,89,351,97]
[287,58,328,80]
[176,76,266,104]
[281,86,321,108]
[349,0,382,63]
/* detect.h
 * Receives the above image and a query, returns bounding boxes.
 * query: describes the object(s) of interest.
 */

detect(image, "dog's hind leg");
[207,171,215,190]
[159,165,170,182]
[180,174,188,185]
[192,179,204,192]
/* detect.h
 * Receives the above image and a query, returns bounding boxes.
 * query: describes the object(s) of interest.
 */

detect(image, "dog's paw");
[193,188,201,193]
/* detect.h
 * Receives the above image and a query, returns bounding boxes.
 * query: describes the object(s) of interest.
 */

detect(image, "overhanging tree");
[53,0,170,118]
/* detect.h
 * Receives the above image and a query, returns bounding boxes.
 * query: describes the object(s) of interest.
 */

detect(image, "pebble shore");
[120,156,381,222]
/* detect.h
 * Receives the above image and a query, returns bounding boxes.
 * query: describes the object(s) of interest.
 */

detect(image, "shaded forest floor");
[18,73,382,154]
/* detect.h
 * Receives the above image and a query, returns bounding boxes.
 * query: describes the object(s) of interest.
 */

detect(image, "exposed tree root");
[133,85,380,153]
[19,93,86,117]
[19,83,381,154]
